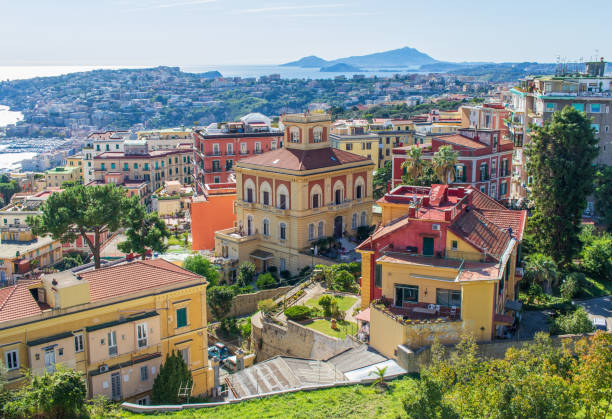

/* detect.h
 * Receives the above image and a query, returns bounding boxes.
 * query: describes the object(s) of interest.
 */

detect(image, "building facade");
[392,128,513,201]
[0,259,213,402]
[213,113,375,277]
[330,133,380,169]
[45,166,80,188]
[357,184,526,358]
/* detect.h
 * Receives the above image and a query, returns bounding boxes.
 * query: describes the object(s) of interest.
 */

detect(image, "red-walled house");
[392,128,513,202]
[193,121,283,192]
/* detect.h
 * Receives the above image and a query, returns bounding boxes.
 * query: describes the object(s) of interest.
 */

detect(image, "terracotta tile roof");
[478,209,527,241]
[80,259,204,302]
[0,284,43,323]
[449,210,511,260]
[357,217,411,251]
[466,187,507,210]
[435,134,488,150]
[238,147,372,171]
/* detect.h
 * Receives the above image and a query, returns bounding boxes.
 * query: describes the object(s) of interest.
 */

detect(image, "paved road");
[575,295,612,331]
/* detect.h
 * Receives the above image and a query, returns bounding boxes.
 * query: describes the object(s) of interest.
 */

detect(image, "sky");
[1,0,611,66]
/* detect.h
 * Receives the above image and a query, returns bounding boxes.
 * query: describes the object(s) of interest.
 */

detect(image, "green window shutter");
[176,308,187,328]
[375,264,382,288]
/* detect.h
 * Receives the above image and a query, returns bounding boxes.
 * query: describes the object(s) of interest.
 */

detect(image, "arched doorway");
[334,216,343,238]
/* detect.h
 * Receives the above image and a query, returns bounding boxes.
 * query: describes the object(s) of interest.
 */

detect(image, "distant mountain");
[281,55,329,68]
[197,70,223,79]
[320,63,363,73]
[283,47,437,69]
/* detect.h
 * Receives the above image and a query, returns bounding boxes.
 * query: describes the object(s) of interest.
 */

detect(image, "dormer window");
[290,127,300,143]
[313,127,323,143]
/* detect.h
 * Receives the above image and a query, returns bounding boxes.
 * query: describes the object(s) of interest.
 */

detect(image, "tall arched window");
[243,178,256,203]
[308,223,315,241]
[290,127,300,143]
[333,180,344,205]
[259,181,272,206]
[360,211,366,227]
[352,213,358,230]
[354,176,365,200]
[247,215,253,236]
[279,222,287,240]
[317,221,324,238]
[310,184,323,209]
[313,126,323,143]
[277,184,289,209]
[263,219,270,236]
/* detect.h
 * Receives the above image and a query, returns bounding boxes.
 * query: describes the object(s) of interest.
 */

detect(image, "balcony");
[215,227,259,244]
[253,149,263,154]
[208,151,222,157]
[240,151,249,156]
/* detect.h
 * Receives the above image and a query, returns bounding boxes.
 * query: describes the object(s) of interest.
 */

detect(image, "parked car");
[592,317,608,331]
[208,342,230,360]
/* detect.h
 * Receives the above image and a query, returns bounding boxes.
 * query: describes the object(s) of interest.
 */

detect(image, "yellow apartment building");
[214,112,376,277]
[64,155,84,182]
[0,227,62,282]
[137,127,193,151]
[369,119,415,168]
[330,133,380,168]
[0,259,213,403]
[356,184,526,358]
[45,166,80,188]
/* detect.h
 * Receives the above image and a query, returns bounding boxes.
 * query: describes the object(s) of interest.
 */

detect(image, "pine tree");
[151,351,192,404]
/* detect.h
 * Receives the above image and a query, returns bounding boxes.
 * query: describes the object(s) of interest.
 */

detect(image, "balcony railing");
[372,300,461,324]
[253,149,263,154]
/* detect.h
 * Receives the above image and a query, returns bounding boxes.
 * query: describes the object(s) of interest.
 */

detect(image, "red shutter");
[308,128,314,143]
[322,127,327,142]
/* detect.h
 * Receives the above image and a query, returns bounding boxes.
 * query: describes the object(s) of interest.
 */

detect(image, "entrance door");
[44,348,56,373]
[422,237,434,256]
[111,372,122,400]
[334,216,343,238]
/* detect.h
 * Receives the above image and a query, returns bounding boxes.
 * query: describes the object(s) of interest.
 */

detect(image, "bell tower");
[281,112,331,151]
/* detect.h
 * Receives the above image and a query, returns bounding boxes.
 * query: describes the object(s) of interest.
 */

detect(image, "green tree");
[401,146,426,184]
[593,165,612,231]
[207,285,235,321]
[237,261,256,286]
[333,269,357,292]
[118,199,170,260]
[0,174,20,206]
[27,184,128,269]
[575,332,612,419]
[369,366,388,390]
[582,233,612,281]
[182,254,219,286]
[151,351,192,404]
[526,106,599,266]
[524,253,559,294]
[373,161,392,198]
[318,295,333,317]
[550,307,594,335]
[432,145,458,184]
[256,272,277,290]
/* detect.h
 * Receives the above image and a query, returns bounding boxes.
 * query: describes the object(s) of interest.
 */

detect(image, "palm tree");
[525,253,558,294]
[369,366,388,390]
[432,145,459,184]
[401,146,426,184]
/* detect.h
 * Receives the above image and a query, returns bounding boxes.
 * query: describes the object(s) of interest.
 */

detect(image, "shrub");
[241,318,252,338]
[267,266,278,278]
[299,266,312,276]
[256,272,278,290]
[284,305,312,321]
[237,261,257,286]
[550,307,595,335]
[333,269,357,292]
[582,235,612,280]
[560,274,580,299]
[280,270,291,280]
[318,295,333,317]
[356,225,375,242]
[218,317,240,336]
[257,299,276,315]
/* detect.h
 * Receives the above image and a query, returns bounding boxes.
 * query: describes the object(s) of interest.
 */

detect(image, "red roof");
[0,284,43,322]
[435,134,488,150]
[238,147,372,171]
[449,210,511,259]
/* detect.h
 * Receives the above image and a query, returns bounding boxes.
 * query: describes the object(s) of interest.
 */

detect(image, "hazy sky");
[1,0,611,66]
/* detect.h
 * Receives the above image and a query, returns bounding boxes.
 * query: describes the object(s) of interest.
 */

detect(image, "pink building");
[392,128,513,202]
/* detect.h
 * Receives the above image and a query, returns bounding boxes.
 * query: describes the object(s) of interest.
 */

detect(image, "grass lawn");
[578,276,612,299]
[122,376,417,418]
[303,319,358,339]
[305,294,358,312]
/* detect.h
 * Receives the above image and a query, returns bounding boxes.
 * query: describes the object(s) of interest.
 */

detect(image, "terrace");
[372,298,461,324]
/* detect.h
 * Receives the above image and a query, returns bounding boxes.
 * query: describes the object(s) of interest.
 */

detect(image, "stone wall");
[208,286,293,320]
[252,317,357,362]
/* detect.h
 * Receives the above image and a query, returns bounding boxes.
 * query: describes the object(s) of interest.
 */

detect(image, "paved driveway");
[517,310,550,339]
[575,296,612,331]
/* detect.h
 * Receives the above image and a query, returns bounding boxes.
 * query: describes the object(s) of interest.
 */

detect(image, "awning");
[250,250,274,260]
[494,313,514,325]
[355,308,370,323]
[505,300,523,312]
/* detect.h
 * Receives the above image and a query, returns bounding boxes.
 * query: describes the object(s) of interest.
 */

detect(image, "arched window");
[333,180,344,205]
[279,222,287,240]
[352,213,358,230]
[277,184,289,209]
[354,176,365,200]
[263,219,270,236]
[313,126,323,143]
[247,215,253,236]
[290,127,300,143]
[317,221,324,238]
[243,178,256,203]
[360,211,366,227]
[260,181,272,206]
[308,223,315,241]
[310,184,323,209]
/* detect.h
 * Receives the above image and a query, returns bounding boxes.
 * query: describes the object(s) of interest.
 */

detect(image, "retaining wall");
[208,286,293,320]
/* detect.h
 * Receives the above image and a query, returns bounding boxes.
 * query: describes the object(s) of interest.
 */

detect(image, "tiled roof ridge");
[137,259,203,279]
[0,285,18,313]
[466,187,507,210]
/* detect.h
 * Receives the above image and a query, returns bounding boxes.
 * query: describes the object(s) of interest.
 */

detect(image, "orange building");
[191,184,236,251]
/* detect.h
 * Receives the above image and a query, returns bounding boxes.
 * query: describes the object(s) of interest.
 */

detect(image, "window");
[255,142,262,153]
[605,125,610,133]
[366,142,372,150]
[545,102,555,112]
[227,143,234,154]
[451,240,458,251]
[263,191,270,206]
[590,103,601,113]
[375,264,382,288]
[360,211,366,227]
[279,223,286,240]
[213,143,220,154]
[334,188,342,205]
[246,188,253,203]
[137,397,149,406]
[74,334,84,353]
[500,181,508,196]
[5,350,18,370]
[308,223,315,241]
[240,143,247,155]
[436,289,461,308]
[144,163,149,171]
[280,258,286,272]
[124,163,129,171]
[214,176,220,183]
[493,134,498,150]
[345,143,353,151]
[140,366,148,381]
[572,103,584,112]
[271,140,277,150]
[247,215,253,235]
[290,127,300,143]
[263,219,270,236]
[352,213,358,230]
[176,307,187,328]
[361,143,365,150]
[355,185,362,199]
[111,163,115,169]
[212,160,220,172]
[455,165,466,182]
[312,193,319,208]
[318,221,324,238]
[491,159,497,177]
[179,347,190,365]
[592,124,600,134]
[108,331,117,356]
[313,127,323,143]
[137,323,148,348]
[226,159,233,171]
[395,285,418,306]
